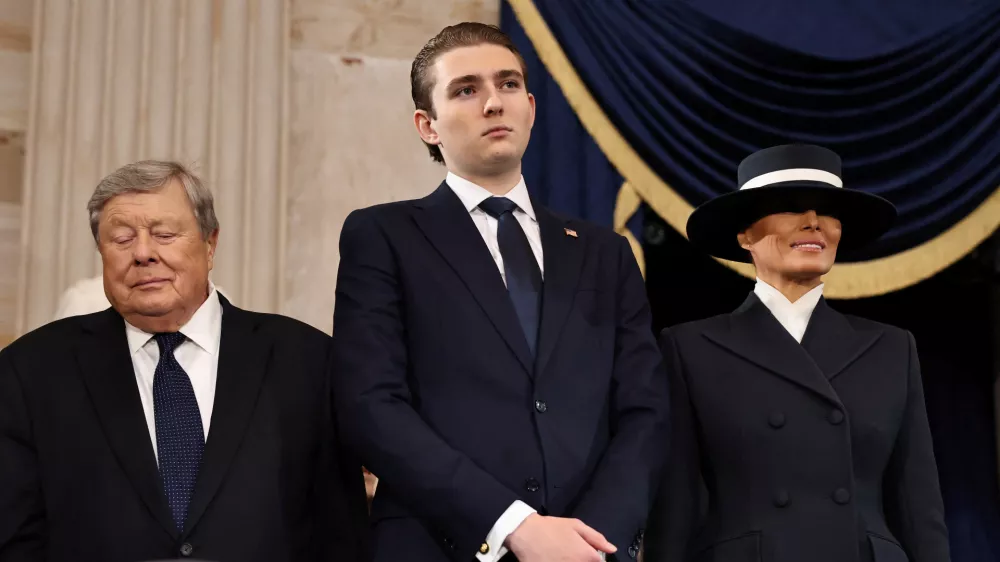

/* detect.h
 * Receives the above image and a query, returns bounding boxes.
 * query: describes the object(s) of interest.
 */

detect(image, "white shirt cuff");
[475,500,536,562]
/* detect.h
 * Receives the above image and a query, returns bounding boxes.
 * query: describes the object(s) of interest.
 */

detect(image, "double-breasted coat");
[644,293,950,562]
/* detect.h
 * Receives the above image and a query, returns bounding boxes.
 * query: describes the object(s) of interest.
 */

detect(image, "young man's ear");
[414,110,440,147]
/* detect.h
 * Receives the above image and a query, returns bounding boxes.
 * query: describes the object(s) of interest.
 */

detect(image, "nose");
[132,231,157,265]
[801,210,820,230]
[483,88,504,116]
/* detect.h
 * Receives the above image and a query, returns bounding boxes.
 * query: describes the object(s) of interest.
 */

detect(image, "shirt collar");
[445,171,536,221]
[124,282,223,355]
[754,277,824,316]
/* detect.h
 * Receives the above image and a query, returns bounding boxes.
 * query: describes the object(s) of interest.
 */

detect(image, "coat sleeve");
[329,208,519,559]
[313,335,373,562]
[568,235,672,559]
[0,347,46,562]
[883,331,950,562]
[641,328,703,562]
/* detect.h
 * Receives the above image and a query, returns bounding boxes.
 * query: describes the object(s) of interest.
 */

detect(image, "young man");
[330,23,669,562]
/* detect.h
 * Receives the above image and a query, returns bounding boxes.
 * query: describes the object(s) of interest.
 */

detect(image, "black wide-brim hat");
[686,144,898,263]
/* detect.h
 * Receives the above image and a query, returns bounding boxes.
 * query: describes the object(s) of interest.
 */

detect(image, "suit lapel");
[184,297,270,534]
[703,294,843,406]
[801,298,883,381]
[413,183,534,375]
[534,205,585,378]
[76,309,177,539]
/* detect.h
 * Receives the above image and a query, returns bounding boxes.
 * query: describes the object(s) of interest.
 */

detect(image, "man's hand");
[505,513,616,562]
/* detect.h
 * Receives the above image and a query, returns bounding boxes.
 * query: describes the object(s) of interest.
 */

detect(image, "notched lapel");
[801,298,883,381]
[184,300,271,535]
[75,309,177,539]
[534,206,585,377]
[702,294,843,407]
[412,183,534,375]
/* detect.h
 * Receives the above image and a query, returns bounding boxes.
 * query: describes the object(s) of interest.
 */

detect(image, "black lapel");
[801,298,883,381]
[702,293,843,407]
[75,309,177,539]
[412,182,534,375]
[534,204,585,378]
[184,296,271,534]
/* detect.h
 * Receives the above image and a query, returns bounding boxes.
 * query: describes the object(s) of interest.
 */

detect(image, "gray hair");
[87,160,219,242]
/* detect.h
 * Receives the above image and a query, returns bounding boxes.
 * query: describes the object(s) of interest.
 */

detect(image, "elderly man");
[0,161,369,562]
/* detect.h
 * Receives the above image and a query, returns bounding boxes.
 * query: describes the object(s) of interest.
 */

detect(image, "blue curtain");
[502,1,1000,560]
[504,0,1000,262]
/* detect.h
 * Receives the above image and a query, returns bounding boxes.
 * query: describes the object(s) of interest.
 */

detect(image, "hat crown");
[738,144,842,189]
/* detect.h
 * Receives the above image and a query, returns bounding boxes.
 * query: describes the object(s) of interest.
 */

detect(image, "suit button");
[525,478,541,492]
[179,543,194,557]
[829,409,845,425]
[833,488,851,505]
[768,411,786,429]
[773,490,790,508]
[628,544,638,558]
[534,400,548,413]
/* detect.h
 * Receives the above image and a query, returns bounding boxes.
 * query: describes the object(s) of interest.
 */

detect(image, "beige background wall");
[285,0,498,332]
[1,0,499,343]
[0,0,30,347]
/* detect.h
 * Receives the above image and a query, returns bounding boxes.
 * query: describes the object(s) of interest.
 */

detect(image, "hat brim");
[685,181,897,263]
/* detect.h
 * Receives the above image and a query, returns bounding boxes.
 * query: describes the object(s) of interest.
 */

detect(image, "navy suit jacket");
[0,297,370,562]
[330,183,670,561]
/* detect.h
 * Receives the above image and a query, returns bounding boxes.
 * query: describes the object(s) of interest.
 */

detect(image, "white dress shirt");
[446,172,545,285]
[124,284,223,463]
[445,172,543,562]
[753,278,824,343]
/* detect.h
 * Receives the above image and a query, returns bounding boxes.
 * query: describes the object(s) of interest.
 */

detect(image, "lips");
[791,240,826,251]
[134,278,169,287]
[483,125,512,136]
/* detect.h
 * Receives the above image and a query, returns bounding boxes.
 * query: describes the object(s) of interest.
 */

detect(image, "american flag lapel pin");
[564,228,578,238]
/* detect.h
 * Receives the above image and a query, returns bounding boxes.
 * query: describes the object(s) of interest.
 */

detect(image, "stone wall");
[284,0,498,332]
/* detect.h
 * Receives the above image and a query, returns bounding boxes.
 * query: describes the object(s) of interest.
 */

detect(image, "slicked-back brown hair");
[411,22,530,164]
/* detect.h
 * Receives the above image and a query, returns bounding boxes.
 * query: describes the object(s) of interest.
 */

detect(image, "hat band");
[740,168,843,190]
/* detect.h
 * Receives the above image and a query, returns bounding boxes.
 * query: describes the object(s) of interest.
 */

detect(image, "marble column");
[17,0,289,333]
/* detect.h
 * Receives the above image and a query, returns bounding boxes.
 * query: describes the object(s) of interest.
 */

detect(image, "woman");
[644,145,950,562]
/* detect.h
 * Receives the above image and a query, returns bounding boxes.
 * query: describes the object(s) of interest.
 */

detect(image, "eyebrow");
[445,69,525,91]
[105,217,175,229]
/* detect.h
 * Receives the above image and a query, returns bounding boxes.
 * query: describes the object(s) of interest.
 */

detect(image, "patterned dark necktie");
[152,332,204,532]
[478,197,543,356]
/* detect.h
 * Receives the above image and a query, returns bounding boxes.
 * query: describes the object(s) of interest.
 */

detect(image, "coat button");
[534,400,548,413]
[768,412,786,429]
[828,409,845,425]
[179,543,194,557]
[773,490,790,508]
[833,488,851,505]
[525,478,541,492]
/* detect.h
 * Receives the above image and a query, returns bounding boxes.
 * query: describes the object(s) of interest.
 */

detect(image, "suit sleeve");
[313,336,372,562]
[642,328,702,562]
[883,331,950,562]
[329,209,520,558]
[0,348,45,561]
[569,236,671,558]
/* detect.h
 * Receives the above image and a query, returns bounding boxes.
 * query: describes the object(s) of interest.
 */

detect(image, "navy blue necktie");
[152,332,204,532]
[479,197,543,356]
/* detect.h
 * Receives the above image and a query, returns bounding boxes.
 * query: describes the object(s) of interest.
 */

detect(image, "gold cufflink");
[564,228,578,238]
[479,543,490,554]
